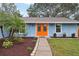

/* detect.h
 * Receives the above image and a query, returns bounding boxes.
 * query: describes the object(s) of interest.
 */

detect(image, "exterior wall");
[0,27,9,38]
[0,23,77,38]
[0,29,2,38]
[62,24,77,37]
[25,23,36,37]
[48,23,77,37]
[3,27,9,37]
[13,23,36,37]
[25,23,77,37]
[48,24,55,37]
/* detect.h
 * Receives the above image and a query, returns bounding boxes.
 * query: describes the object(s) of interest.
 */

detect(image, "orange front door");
[36,23,48,36]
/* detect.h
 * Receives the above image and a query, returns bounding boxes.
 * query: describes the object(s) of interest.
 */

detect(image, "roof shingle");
[22,17,79,23]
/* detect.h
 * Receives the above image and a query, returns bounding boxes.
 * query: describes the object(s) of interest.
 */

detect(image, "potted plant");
[53,33,56,38]
[63,33,66,37]
[72,33,75,38]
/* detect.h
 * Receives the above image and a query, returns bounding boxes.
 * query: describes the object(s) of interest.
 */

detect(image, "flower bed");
[0,37,37,56]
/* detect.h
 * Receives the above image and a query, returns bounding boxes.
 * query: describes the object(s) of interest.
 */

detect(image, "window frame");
[37,24,41,32]
[55,24,62,33]
[43,24,47,32]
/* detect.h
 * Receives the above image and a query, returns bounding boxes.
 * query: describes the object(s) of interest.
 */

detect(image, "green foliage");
[15,24,25,33]
[27,3,60,17]
[32,40,37,43]
[13,37,25,43]
[2,39,13,48]
[63,33,66,37]
[2,13,24,38]
[27,3,79,20]
[3,37,25,43]
[0,3,24,38]
[1,3,22,17]
[26,47,33,51]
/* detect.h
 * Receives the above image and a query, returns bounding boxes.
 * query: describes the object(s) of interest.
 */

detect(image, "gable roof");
[22,17,79,24]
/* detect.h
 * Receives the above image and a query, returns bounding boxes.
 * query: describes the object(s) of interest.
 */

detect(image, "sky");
[15,3,31,17]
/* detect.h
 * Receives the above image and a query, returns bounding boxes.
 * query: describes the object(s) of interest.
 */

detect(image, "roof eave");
[24,22,79,24]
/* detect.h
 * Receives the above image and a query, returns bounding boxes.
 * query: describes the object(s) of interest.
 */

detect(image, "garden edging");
[30,38,39,56]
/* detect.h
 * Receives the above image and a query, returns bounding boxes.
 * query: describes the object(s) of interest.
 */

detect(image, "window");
[56,24,61,32]
[37,24,41,32]
[43,24,47,32]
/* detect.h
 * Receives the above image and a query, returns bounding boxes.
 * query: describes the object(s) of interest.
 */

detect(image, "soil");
[0,37,37,56]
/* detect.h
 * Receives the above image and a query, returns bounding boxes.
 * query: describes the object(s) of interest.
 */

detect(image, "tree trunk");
[0,26,4,38]
[9,28,12,38]
[11,29,15,38]
[8,28,15,39]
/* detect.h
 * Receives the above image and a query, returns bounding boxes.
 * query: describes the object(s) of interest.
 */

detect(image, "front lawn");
[48,38,79,56]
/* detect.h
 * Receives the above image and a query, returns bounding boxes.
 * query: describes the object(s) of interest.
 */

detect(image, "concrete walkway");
[35,37,52,56]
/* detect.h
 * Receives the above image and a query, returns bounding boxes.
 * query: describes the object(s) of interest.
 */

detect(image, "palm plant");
[5,14,24,38]
[0,3,24,39]
[0,12,8,38]
[0,11,24,39]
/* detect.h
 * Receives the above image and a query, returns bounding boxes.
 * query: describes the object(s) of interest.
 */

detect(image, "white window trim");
[55,23,62,33]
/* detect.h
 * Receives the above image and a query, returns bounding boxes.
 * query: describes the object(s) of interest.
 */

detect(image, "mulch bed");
[0,37,37,56]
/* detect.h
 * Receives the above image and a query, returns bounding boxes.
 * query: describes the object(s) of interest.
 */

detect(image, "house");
[0,17,79,38]
[22,17,79,37]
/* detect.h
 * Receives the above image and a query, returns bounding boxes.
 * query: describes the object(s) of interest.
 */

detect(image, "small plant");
[32,40,37,43]
[26,47,33,51]
[63,33,66,37]
[72,33,75,38]
[2,39,13,48]
[17,38,24,42]
[13,37,24,43]
[53,33,56,37]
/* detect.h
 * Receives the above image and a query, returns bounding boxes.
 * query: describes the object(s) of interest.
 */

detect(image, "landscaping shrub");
[17,38,24,42]
[72,33,75,38]
[26,47,33,51]
[0,39,5,46]
[2,39,13,48]
[63,33,66,37]
[13,37,25,43]
[53,33,56,37]
[32,40,37,43]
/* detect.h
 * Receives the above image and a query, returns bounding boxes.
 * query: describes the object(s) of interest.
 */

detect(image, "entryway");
[36,23,48,36]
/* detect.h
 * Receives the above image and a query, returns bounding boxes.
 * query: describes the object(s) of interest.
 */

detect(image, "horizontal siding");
[48,24,55,37]
[48,23,77,37]
[0,27,9,38]
[26,23,35,37]
[62,24,77,37]
[0,28,2,38]
[0,23,77,38]
[3,28,9,37]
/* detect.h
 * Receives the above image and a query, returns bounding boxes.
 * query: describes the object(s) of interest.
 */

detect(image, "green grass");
[48,38,79,56]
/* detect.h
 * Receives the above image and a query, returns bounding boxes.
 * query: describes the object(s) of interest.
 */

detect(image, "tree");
[0,12,9,38]
[27,3,79,20]
[27,3,61,17]
[1,3,22,17]
[4,14,24,38]
[0,3,23,38]
[0,12,24,38]
[27,4,37,17]
[59,4,78,17]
